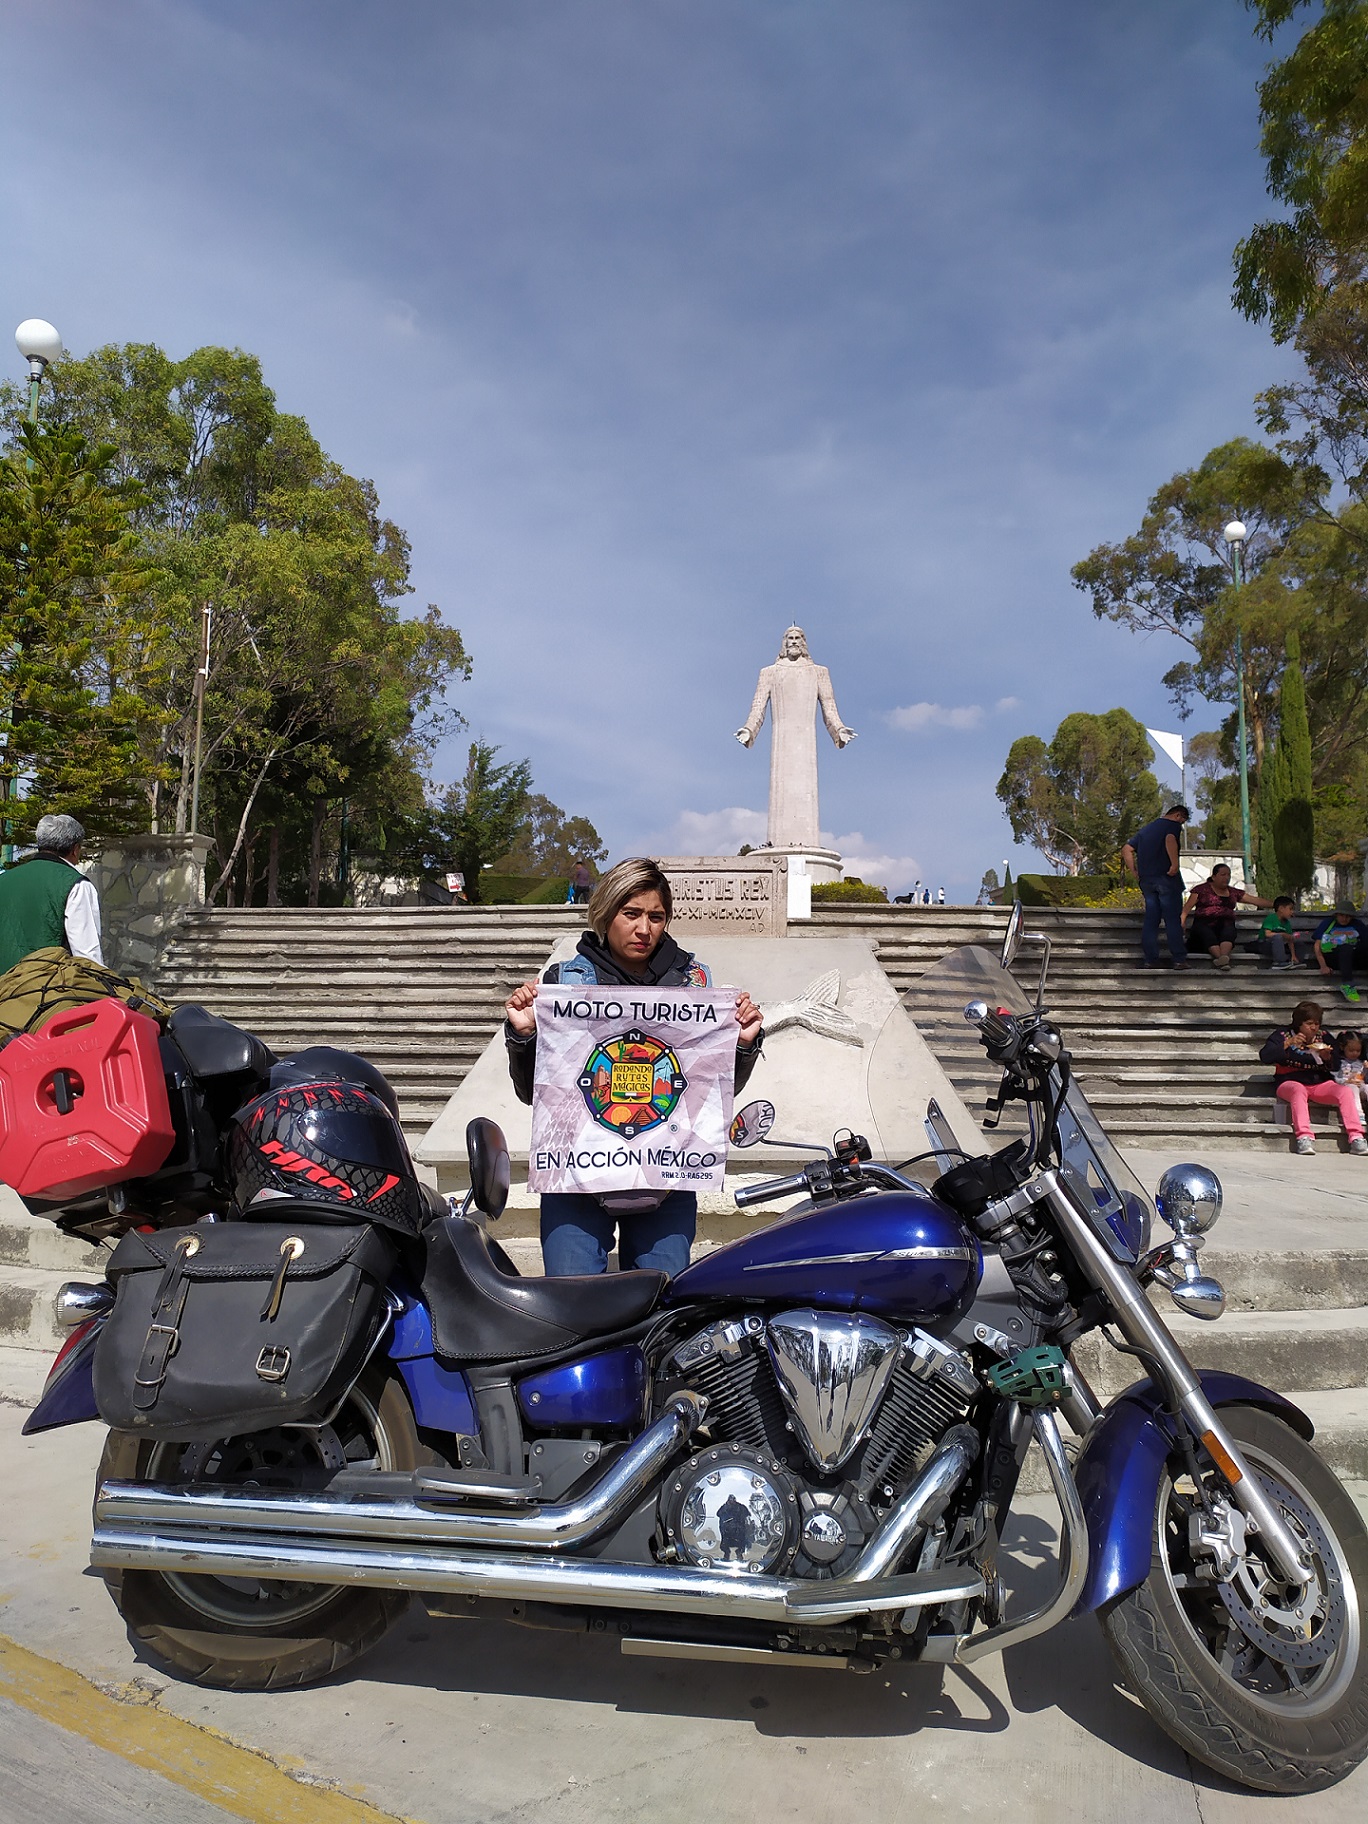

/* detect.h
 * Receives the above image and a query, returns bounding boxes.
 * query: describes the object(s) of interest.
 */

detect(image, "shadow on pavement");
[349,1613,1013,1741]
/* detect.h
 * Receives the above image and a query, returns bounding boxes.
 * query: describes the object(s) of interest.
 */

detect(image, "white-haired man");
[0,814,104,974]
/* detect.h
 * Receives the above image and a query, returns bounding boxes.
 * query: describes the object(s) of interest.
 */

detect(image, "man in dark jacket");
[1121,805,1190,970]
[0,815,103,976]
[504,857,763,1277]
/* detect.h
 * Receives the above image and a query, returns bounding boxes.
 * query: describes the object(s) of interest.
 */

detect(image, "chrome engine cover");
[658,1444,800,1575]
[764,1308,902,1473]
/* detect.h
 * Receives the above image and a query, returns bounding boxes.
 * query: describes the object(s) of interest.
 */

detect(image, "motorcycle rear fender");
[22,1316,102,1435]
[1070,1370,1313,1616]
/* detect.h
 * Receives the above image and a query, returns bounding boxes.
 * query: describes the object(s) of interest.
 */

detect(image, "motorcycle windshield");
[900,944,1153,1262]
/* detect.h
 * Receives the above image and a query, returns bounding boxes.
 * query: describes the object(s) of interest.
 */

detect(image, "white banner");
[528,984,737,1196]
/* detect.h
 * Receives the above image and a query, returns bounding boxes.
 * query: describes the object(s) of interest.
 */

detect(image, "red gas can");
[0,999,176,1200]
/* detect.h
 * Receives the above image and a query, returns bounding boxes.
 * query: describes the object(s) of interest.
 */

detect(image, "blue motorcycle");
[25,913,1368,1792]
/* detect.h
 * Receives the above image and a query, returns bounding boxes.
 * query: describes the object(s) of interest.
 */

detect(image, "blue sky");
[1,1,1298,895]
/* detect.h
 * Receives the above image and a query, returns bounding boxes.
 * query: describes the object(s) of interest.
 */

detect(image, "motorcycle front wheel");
[1101,1404,1368,1793]
[98,1369,420,1690]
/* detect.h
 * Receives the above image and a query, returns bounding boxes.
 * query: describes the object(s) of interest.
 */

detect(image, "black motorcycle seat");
[168,1005,276,1081]
[422,1215,666,1363]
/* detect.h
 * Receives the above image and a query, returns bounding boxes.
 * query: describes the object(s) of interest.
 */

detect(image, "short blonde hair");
[586,858,673,941]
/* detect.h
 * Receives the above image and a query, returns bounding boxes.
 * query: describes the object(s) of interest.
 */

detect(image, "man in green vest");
[0,814,104,976]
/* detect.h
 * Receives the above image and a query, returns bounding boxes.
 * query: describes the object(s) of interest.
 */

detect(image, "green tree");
[1234,2,1368,343]
[1070,438,1322,764]
[1,344,471,899]
[493,793,607,878]
[0,421,159,833]
[1274,629,1317,893]
[997,710,1162,874]
[420,743,533,905]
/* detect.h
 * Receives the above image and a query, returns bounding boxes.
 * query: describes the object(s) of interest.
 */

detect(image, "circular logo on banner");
[577,1029,688,1137]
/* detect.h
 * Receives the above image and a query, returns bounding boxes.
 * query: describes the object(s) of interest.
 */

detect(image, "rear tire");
[1100,1406,1368,1793]
[99,1370,420,1691]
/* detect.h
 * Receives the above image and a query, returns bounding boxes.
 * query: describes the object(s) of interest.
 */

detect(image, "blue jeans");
[540,1191,697,1277]
[1140,876,1186,966]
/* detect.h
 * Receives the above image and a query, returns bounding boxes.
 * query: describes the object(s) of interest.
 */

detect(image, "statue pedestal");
[757,845,842,919]
[763,845,842,883]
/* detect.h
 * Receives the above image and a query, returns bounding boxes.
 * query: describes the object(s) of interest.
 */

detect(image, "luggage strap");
[133,1234,199,1409]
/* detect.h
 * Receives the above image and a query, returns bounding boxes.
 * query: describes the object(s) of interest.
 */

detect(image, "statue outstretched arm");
[815,666,856,747]
[735,669,772,748]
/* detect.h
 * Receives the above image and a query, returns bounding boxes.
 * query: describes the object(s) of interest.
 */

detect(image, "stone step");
[0,1264,75,1352]
[1075,1305,1368,1398]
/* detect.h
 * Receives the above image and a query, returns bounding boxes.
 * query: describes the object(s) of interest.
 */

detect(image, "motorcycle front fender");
[1070,1370,1313,1616]
[22,1317,103,1436]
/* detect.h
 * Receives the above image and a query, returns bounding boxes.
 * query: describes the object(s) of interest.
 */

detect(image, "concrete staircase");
[800,904,1361,1150]
[156,904,585,1139]
[144,900,1349,1150]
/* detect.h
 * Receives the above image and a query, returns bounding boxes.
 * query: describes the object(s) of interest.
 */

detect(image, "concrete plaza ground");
[0,1140,1364,1822]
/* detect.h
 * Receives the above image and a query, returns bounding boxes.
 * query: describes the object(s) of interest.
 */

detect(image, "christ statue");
[735,626,855,851]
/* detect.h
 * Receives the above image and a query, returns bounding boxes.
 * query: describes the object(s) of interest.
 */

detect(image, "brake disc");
[1215,1477,1344,1670]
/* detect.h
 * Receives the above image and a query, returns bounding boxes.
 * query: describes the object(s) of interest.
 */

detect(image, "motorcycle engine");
[658,1311,979,1578]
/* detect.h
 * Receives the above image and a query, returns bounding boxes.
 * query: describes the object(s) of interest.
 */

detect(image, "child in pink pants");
[1261,1000,1368,1155]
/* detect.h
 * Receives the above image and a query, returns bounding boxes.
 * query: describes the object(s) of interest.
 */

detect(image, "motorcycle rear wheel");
[1100,1405,1368,1793]
[98,1369,420,1691]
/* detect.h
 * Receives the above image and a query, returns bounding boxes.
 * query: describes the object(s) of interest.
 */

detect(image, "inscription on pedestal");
[654,855,788,937]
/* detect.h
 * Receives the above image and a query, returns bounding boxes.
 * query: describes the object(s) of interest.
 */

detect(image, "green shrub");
[520,876,570,904]
[811,876,889,904]
[478,873,545,902]
[1017,872,1119,908]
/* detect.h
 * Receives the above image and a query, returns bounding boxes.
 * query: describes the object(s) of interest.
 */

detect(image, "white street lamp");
[1223,520,1253,887]
[14,319,62,424]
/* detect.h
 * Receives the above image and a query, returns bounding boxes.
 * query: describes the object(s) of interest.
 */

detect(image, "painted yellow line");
[0,1632,423,1824]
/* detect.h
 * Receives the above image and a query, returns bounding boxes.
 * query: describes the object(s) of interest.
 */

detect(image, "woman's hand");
[504,981,538,1036]
[735,990,763,1047]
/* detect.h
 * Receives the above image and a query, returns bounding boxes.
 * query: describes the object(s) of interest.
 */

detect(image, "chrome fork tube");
[1037,1171,1312,1587]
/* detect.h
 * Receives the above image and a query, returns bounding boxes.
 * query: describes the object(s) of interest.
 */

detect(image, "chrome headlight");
[1156,1164,1222,1236]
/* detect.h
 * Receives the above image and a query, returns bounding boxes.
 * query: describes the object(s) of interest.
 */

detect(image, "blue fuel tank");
[669,1186,982,1324]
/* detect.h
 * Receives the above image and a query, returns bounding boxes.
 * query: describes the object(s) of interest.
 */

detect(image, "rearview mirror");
[1000,900,1024,968]
[730,1100,776,1148]
[465,1117,510,1220]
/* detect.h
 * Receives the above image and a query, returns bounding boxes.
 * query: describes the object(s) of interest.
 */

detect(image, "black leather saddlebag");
[93,1221,395,1440]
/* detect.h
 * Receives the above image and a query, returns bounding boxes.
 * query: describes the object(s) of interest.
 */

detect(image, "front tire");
[1101,1405,1368,1793]
[99,1370,420,1691]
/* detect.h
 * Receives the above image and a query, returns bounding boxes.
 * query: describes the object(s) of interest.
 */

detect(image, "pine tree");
[1256,721,1288,898]
[1274,630,1315,897]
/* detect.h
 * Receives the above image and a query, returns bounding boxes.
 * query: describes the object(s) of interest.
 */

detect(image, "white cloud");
[887,701,984,733]
[821,830,924,895]
[995,695,1022,712]
[668,806,768,854]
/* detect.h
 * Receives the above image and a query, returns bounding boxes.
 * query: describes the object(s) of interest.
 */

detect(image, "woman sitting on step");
[1259,1000,1368,1156]
[1182,863,1274,971]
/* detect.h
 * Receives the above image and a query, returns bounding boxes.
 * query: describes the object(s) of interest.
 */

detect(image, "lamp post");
[14,317,62,431]
[4,320,63,861]
[1223,520,1254,889]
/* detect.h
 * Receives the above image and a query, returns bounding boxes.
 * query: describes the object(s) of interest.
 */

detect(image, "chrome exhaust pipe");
[842,1426,979,1582]
[88,1525,984,1625]
[96,1391,707,1554]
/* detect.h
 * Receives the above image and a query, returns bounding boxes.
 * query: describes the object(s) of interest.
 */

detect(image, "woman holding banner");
[504,857,764,1277]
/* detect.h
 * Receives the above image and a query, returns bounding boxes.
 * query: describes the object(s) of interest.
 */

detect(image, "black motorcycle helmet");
[228,1081,427,1237]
